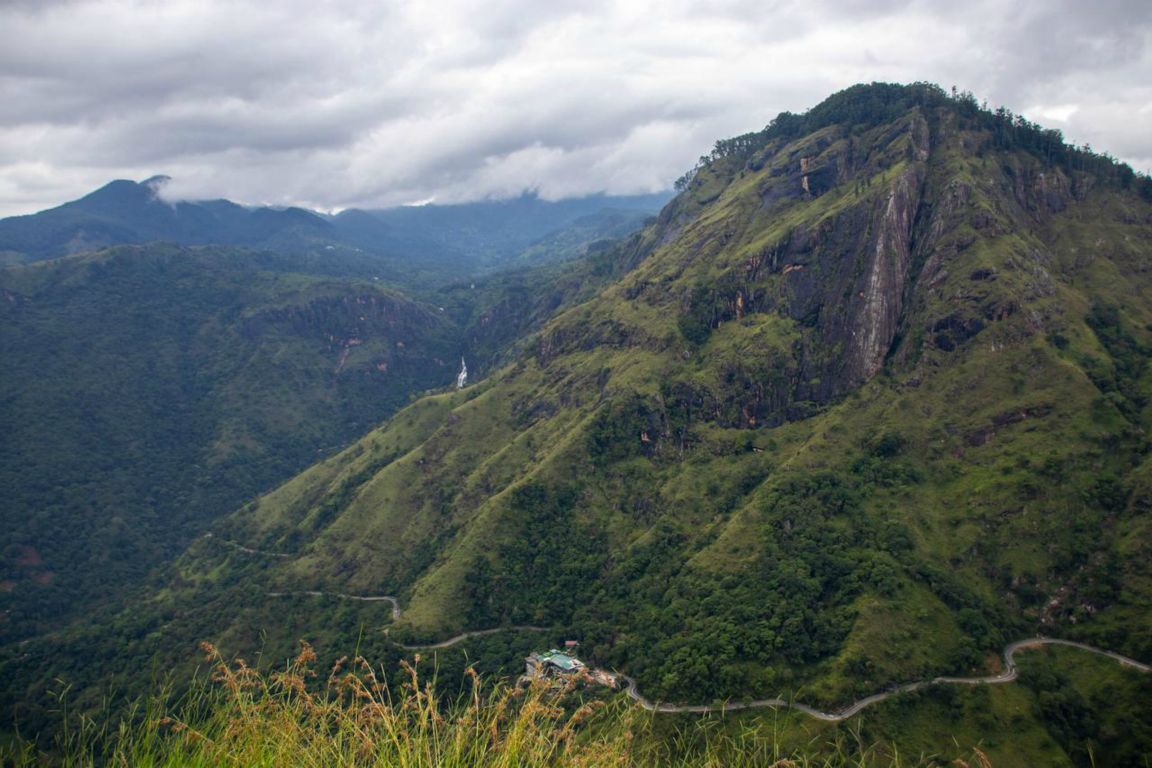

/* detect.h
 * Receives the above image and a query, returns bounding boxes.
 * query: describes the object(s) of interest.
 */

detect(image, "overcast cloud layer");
[1,0,1150,216]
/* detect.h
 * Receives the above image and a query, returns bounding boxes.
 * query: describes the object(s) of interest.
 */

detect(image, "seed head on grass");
[953,748,993,768]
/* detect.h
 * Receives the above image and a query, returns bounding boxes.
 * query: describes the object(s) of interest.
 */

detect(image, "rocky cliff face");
[848,162,924,381]
[586,108,939,426]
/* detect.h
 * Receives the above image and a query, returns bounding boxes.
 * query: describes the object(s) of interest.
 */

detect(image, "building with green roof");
[525,649,586,678]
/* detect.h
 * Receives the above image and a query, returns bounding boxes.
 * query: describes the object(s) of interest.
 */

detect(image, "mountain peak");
[141,174,172,193]
[195,84,1152,714]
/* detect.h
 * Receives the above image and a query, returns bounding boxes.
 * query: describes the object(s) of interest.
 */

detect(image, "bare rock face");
[515,102,1111,436]
[639,109,944,423]
[775,113,930,403]
[848,163,924,381]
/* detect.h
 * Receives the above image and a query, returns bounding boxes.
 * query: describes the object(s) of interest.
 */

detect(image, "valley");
[0,198,661,654]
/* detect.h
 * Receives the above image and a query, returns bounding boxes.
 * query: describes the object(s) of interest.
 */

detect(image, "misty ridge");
[0,179,670,285]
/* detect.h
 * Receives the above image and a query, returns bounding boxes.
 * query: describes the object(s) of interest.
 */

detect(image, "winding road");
[619,638,1151,720]
[263,590,548,648]
[227,538,1150,722]
[266,590,402,620]
[265,588,1150,720]
[387,626,552,650]
[208,533,290,558]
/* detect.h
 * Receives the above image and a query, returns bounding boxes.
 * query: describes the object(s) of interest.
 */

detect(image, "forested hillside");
[4,83,1150,766]
[193,83,1152,676]
[0,245,460,642]
[0,200,658,643]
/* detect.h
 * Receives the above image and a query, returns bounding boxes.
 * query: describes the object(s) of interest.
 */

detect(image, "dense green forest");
[0,200,661,647]
[0,244,456,642]
[678,82,1152,199]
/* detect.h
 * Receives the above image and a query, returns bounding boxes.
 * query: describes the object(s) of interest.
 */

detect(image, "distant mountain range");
[0,178,668,284]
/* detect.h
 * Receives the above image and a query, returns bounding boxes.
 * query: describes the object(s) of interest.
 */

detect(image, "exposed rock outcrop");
[849,163,925,381]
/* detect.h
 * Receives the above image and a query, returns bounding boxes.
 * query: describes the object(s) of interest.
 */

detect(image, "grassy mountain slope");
[6,84,1151,763]
[0,230,661,742]
[202,82,1150,658]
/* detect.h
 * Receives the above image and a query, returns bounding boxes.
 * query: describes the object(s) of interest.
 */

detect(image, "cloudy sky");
[1,0,1150,217]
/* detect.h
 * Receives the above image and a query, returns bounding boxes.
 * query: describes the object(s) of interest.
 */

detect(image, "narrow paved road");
[207,533,290,558]
[263,590,547,644]
[388,626,551,650]
[619,637,1150,720]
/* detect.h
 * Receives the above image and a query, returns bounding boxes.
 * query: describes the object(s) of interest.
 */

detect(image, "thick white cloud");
[0,0,1149,215]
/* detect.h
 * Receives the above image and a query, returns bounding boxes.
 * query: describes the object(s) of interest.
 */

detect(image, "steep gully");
[228,539,1151,720]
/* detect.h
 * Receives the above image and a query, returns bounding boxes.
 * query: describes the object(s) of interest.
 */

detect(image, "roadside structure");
[524,648,619,690]
[526,649,585,679]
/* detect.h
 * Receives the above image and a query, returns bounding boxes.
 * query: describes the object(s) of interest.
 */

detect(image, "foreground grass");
[5,642,995,767]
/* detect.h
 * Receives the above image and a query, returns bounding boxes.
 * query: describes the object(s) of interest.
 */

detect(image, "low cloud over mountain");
[1,0,1149,216]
